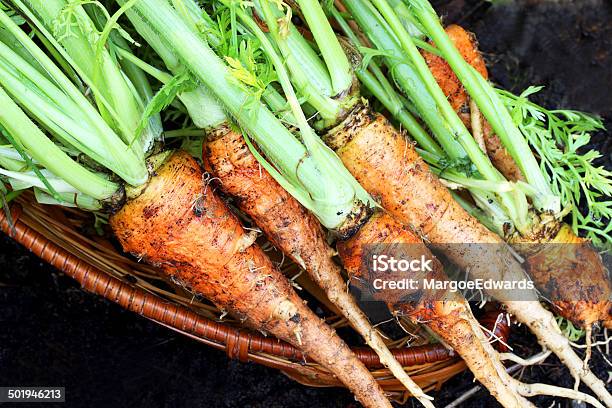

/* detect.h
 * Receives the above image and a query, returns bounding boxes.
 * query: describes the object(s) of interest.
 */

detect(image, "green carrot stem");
[114,42,227,131]
[262,86,298,126]
[88,6,163,138]
[122,0,374,230]
[0,9,148,186]
[451,191,506,236]
[386,0,425,36]
[254,0,343,126]
[293,0,353,95]
[13,0,156,155]
[0,86,118,200]
[330,5,443,155]
[343,0,466,158]
[228,0,374,210]
[408,0,558,214]
[231,0,322,153]
[34,188,102,211]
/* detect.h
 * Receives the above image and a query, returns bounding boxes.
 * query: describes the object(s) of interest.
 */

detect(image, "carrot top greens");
[497,87,611,244]
[114,0,376,231]
[11,0,162,156]
[0,0,608,245]
[0,3,144,209]
[334,0,611,246]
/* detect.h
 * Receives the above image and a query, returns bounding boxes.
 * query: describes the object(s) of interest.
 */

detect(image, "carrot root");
[204,128,433,406]
[424,23,612,322]
[507,300,612,407]
[510,377,605,408]
[324,104,531,298]
[338,211,534,408]
[428,21,612,361]
[425,23,612,330]
[110,150,392,408]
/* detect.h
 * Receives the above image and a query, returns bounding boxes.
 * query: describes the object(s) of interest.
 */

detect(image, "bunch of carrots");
[0,0,610,406]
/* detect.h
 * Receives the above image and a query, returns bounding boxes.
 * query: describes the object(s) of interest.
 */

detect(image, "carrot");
[511,216,612,330]
[481,121,525,182]
[0,6,391,405]
[336,211,533,407]
[422,25,488,118]
[115,0,608,402]
[324,107,500,249]
[425,24,612,330]
[110,151,393,408]
[423,25,524,182]
[329,0,610,402]
[323,105,537,309]
[512,224,612,329]
[203,125,435,405]
[323,104,612,406]
[195,10,526,405]
[203,123,538,407]
[203,126,536,408]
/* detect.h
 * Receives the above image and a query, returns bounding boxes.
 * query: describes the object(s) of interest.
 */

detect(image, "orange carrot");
[110,150,393,408]
[422,25,487,118]
[338,211,605,408]
[481,121,525,182]
[203,125,435,404]
[324,106,500,251]
[425,24,612,330]
[337,211,532,407]
[323,105,612,406]
[512,224,611,328]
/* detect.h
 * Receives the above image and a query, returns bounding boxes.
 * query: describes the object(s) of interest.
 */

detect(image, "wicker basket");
[0,195,510,402]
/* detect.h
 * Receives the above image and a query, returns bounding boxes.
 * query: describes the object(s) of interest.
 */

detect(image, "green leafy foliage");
[358,46,402,71]
[222,31,277,112]
[555,316,586,342]
[0,1,25,25]
[436,155,479,179]
[498,86,611,246]
[134,70,197,140]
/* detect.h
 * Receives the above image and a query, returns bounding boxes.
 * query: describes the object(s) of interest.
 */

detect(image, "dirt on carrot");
[422,25,488,116]
[324,105,508,262]
[203,125,338,281]
[204,127,534,407]
[109,150,392,408]
[510,222,612,329]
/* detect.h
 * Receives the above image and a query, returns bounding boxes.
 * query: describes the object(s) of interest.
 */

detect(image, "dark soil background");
[0,0,610,407]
